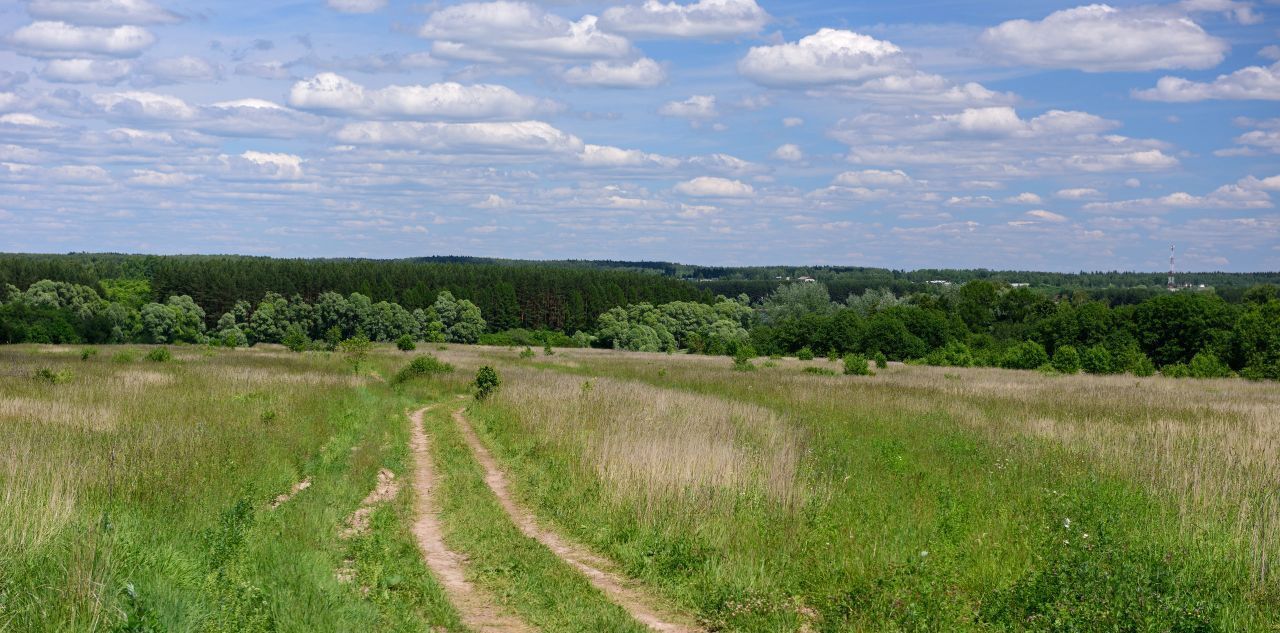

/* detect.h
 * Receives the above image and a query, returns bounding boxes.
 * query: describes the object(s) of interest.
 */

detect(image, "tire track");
[451,407,705,633]
[408,406,535,633]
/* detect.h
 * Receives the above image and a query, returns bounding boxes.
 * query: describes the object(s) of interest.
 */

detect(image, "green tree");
[1051,345,1081,374]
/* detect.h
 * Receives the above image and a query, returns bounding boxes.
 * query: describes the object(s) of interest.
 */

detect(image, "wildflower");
[920,550,928,557]
[1062,517,1071,530]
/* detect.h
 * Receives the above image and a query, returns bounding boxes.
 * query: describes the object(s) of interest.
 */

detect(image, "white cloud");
[979,4,1227,72]
[782,117,804,128]
[1262,46,1280,62]
[599,0,768,39]
[473,193,510,208]
[419,2,632,62]
[1056,187,1103,199]
[773,143,802,161]
[1134,62,1280,101]
[833,169,913,187]
[658,94,717,119]
[28,0,181,26]
[236,151,305,179]
[0,113,62,128]
[9,21,155,58]
[674,176,754,197]
[1083,179,1273,213]
[1025,209,1068,222]
[334,120,585,155]
[91,91,198,120]
[739,28,912,87]
[41,58,133,83]
[1006,192,1043,204]
[288,73,550,120]
[580,144,679,168]
[142,56,223,83]
[129,168,194,186]
[327,0,386,13]
[563,58,665,88]
[686,153,762,176]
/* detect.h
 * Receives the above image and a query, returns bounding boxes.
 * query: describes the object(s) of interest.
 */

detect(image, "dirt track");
[408,406,534,633]
[451,407,704,633]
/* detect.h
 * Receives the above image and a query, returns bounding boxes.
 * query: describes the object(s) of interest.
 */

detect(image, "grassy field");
[2,343,1278,631]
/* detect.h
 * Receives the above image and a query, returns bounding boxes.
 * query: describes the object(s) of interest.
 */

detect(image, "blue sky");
[1,0,1277,271]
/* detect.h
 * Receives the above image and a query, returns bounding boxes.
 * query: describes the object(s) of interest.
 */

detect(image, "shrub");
[323,326,343,351]
[146,347,172,363]
[111,350,135,363]
[1162,363,1191,378]
[843,353,872,376]
[395,334,417,352]
[33,368,73,384]
[1129,353,1156,377]
[732,347,756,371]
[927,341,974,367]
[337,334,372,372]
[999,341,1048,370]
[873,351,888,368]
[803,366,837,376]
[543,342,554,356]
[1051,345,1081,374]
[1187,351,1231,378]
[394,354,455,383]
[80,348,98,361]
[473,366,500,400]
[797,347,815,361]
[1081,345,1114,375]
[826,349,839,362]
[519,347,536,359]
[282,325,310,353]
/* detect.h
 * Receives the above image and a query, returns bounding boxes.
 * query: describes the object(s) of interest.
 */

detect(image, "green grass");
[415,399,649,633]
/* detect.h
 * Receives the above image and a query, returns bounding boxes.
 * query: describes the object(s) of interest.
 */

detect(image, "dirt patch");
[452,407,705,633]
[340,468,400,539]
[270,476,312,509]
[408,406,533,632]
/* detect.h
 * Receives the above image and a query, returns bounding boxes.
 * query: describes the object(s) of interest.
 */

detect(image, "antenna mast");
[1167,245,1175,290]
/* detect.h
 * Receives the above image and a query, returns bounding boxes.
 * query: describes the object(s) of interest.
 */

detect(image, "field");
[2,343,1277,631]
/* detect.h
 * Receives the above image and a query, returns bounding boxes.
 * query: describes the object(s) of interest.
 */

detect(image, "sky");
[0,0,1278,271]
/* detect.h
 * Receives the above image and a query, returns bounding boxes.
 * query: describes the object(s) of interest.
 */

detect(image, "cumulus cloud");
[658,94,717,119]
[674,176,754,197]
[599,0,768,39]
[1056,187,1103,199]
[773,143,802,161]
[782,117,803,127]
[28,0,182,26]
[334,120,585,155]
[9,21,156,58]
[834,169,914,187]
[140,56,223,84]
[419,2,632,63]
[979,4,1227,72]
[41,58,133,83]
[1007,192,1043,204]
[129,168,195,186]
[327,0,386,13]
[1134,61,1280,101]
[562,58,665,88]
[1083,178,1273,213]
[738,28,1007,105]
[288,73,551,120]
[91,91,198,120]
[579,144,679,168]
[1025,209,1068,222]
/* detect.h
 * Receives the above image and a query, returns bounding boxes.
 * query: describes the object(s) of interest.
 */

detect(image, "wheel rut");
[451,407,705,633]
[408,406,535,633]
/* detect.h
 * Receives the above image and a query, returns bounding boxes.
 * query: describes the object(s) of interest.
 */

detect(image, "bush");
[323,326,343,351]
[732,347,756,371]
[473,366,500,400]
[337,334,372,372]
[33,368,73,384]
[519,347,536,359]
[1162,363,1191,378]
[1051,345,1081,374]
[394,354,455,383]
[80,348,98,361]
[1130,354,1157,377]
[1081,345,1114,375]
[543,342,554,356]
[803,366,837,376]
[1187,351,1231,378]
[927,341,974,367]
[999,340,1048,370]
[146,347,172,363]
[873,351,888,368]
[282,325,310,353]
[112,350,135,363]
[843,353,872,376]
[395,334,417,352]
[797,347,814,361]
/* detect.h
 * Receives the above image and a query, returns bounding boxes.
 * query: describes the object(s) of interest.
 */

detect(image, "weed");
[33,368,73,384]
[145,348,171,363]
[80,348,98,362]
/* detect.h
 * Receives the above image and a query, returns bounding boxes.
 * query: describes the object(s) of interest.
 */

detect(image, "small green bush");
[826,349,839,362]
[111,350,135,363]
[323,326,343,351]
[33,368,73,384]
[1187,351,1231,378]
[337,334,372,372]
[873,351,888,368]
[796,347,814,361]
[519,347,536,359]
[843,353,872,376]
[80,348,98,361]
[1081,345,1114,375]
[1129,354,1157,377]
[282,325,310,353]
[1000,341,1048,370]
[394,354,455,383]
[1162,363,1191,378]
[395,334,417,352]
[146,347,172,363]
[543,342,555,356]
[732,347,756,372]
[473,366,500,400]
[1051,345,1081,374]
[803,366,837,376]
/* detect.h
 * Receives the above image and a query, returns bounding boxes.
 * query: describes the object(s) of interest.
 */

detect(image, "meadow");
[2,343,1277,631]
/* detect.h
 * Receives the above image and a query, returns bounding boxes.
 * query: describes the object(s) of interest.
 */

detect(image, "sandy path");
[451,407,705,633]
[408,406,535,633]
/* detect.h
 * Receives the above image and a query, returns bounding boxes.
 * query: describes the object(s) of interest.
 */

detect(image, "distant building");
[797,276,816,283]
[1010,282,1030,288]
[926,280,952,286]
